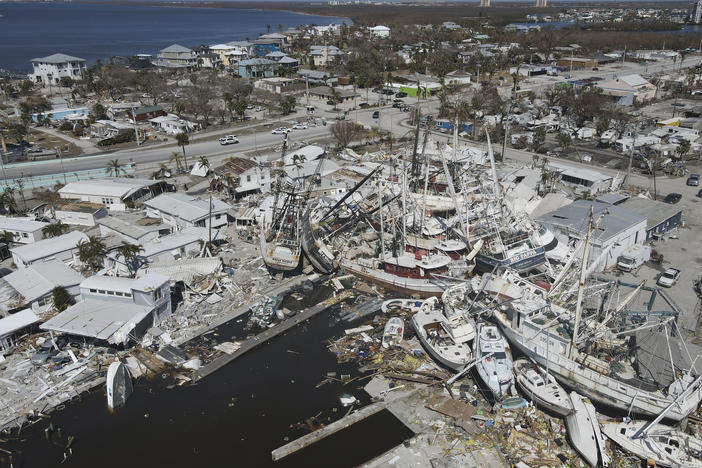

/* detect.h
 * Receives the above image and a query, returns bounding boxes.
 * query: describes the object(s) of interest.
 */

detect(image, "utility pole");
[55,146,67,185]
[131,108,141,147]
[208,194,213,249]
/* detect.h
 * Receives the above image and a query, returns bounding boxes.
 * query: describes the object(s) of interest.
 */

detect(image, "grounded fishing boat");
[514,358,573,417]
[247,295,282,329]
[410,297,472,371]
[106,361,133,411]
[382,317,404,348]
[260,191,302,273]
[566,392,609,468]
[473,323,513,401]
[600,420,702,468]
[441,283,476,343]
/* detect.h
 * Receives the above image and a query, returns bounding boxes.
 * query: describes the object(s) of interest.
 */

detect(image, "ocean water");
[0,2,348,72]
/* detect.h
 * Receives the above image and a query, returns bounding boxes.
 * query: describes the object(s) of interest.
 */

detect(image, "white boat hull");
[106,361,133,410]
[566,392,605,468]
[341,260,448,298]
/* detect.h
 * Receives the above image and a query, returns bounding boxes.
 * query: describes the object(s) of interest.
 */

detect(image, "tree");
[115,242,144,277]
[34,188,61,218]
[77,235,107,271]
[676,138,691,160]
[532,127,546,152]
[52,286,73,312]
[0,187,17,214]
[330,121,363,147]
[556,132,572,151]
[90,103,107,121]
[105,159,124,177]
[169,151,184,173]
[595,115,611,137]
[42,221,69,238]
[292,153,307,178]
[176,132,190,171]
[279,95,296,115]
[233,98,248,120]
[0,230,14,244]
[198,156,210,175]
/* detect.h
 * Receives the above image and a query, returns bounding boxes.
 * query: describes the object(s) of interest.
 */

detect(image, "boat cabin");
[383,252,450,278]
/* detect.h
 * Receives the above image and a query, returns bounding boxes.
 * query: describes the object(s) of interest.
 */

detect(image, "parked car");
[219,135,239,145]
[271,127,290,134]
[371,88,381,94]
[359,102,370,108]
[32,340,59,366]
[697,189,702,198]
[393,98,404,103]
[401,105,411,112]
[395,92,407,98]
[246,104,254,109]
[372,111,380,119]
[292,123,308,130]
[255,106,263,112]
[381,89,394,95]
[687,174,700,186]
[326,100,335,105]
[392,102,403,108]
[663,193,682,204]
[657,268,681,288]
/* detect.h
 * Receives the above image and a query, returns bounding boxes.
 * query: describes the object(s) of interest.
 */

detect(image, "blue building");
[235,58,279,78]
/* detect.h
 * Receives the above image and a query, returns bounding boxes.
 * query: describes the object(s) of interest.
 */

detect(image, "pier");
[192,289,354,382]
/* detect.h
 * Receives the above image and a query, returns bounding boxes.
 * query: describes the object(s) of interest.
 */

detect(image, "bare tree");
[330,121,364,148]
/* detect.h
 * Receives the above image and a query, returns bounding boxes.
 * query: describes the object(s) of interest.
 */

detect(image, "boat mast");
[402,162,407,254]
[485,130,502,216]
[440,123,469,241]
[569,206,594,359]
[419,158,430,240]
[378,177,386,260]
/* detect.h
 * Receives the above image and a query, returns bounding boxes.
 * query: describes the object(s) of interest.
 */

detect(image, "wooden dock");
[271,401,386,461]
[192,290,354,382]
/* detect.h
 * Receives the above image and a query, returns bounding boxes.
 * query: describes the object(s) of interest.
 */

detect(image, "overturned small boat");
[601,420,702,468]
[514,359,573,417]
[106,361,133,411]
[566,392,610,467]
[381,298,423,314]
[473,323,513,401]
[382,317,404,348]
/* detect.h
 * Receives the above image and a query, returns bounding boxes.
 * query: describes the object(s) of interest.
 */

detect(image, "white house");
[144,193,230,230]
[98,214,170,244]
[0,259,84,314]
[369,25,391,38]
[149,115,200,135]
[10,231,89,268]
[58,178,170,211]
[55,202,108,227]
[41,274,171,346]
[214,157,271,198]
[0,309,40,355]
[309,45,343,67]
[29,53,86,86]
[0,217,48,244]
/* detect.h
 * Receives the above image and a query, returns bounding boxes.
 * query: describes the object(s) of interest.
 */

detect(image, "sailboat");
[514,358,573,417]
[473,322,513,401]
[566,392,610,467]
[600,420,702,468]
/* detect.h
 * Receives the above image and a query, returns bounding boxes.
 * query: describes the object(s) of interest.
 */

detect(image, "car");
[371,88,381,94]
[381,89,394,95]
[392,102,403,108]
[591,67,599,71]
[372,111,380,119]
[359,102,370,108]
[663,193,682,204]
[292,123,308,130]
[255,106,263,112]
[326,100,335,106]
[219,135,239,145]
[393,98,404,103]
[401,105,411,112]
[697,189,702,198]
[687,174,700,186]
[657,268,681,288]
[246,104,254,109]
[31,340,59,366]
[672,102,685,107]
[395,92,407,98]
[271,127,290,134]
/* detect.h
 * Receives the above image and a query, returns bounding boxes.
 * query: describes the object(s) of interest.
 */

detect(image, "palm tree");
[34,188,61,218]
[115,241,144,277]
[292,153,306,179]
[105,159,124,177]
[198,156,210,174]
[0,187,17,214]
[176,132,190,171]
[77,235,107,271]
[0,230,14,245]
[169,151,183,173]
[42,221,69,238]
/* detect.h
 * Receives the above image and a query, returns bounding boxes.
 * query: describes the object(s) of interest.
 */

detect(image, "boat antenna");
[377,176,386,261]
[569,206,593,359]
[410,108,422,182]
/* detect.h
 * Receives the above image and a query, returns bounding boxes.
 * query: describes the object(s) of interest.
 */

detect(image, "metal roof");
[80,275,135,294]
[41,299,152,343]
[0,309,39,337]
[161,44,192,53]
[10,231,88,263]
[98,215,165,241]
[130,273,169,292]
[4,259,83,302]
[537,200,646,244]
[59,178,159,199]
[621,196,682,231]
[0,216,48,233]
[145,193,231,223]
[31,53,85,63]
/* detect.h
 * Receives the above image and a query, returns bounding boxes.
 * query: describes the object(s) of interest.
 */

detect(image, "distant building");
[0,217,48,244]
[144,193,231,230]
[154,44,198,69]
[0,309,40,354]
[535,0,547,7]
[480,0,490,7]
[595,74,657,104]
[309,45,343,67]
[214,157,271,199]
[29,53,86,86]
[692,0,702,24]
[234,58,279,78]
[149,115,200,135]
[56,202,108,227]
[10,231,89,268]
[369,25,390,38]
[58,178,170,211]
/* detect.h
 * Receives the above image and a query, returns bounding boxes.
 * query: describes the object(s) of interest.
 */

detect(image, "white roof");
[10,231,88,263]
[139,227,217,258]
[59,178,157,199]
[621,74,650,87]
[4,259,83,302]
[145,193,231,222]
[370,25,390,30]
[284,145,325,166]
[41,299,152,343]
[130,273,169,292]
[0,216,48,233]
[80,275,134,294]
[0,309,39,337]
[31,53,85,63]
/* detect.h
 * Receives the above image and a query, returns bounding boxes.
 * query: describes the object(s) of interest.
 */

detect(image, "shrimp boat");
[473,323,513,400]
[514,358,573,417]
[382,317,404,348]
[600,420,702,468]
[566,392,610,468]
[410,297,472,371]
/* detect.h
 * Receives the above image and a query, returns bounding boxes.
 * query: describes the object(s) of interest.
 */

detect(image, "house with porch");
[235,58,279,78]
[154,44,198,69]
[29,53,86,86]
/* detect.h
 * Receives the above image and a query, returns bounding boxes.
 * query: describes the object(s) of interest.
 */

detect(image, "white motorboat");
[441,283,476,344]
[410,297,472,371]
[382,317,404,349]
[566,392,610,467]
[514,358,573,417]
[600,420,702,468]
[473,323,514,401]
[106,361,133,411]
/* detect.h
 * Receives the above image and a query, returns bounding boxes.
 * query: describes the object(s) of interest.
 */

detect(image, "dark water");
[0,2,348,72]
[1,299,412,467]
